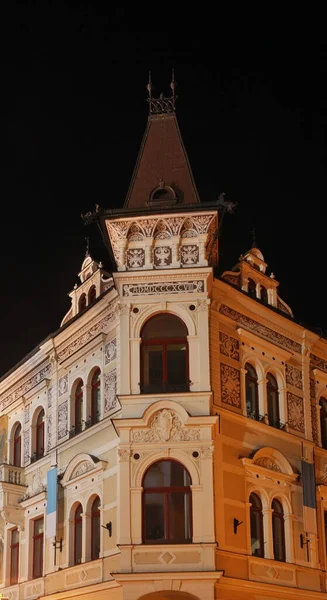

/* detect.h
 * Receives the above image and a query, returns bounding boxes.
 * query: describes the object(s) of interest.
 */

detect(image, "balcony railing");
[0,463,25,485]
[246,412,286,431]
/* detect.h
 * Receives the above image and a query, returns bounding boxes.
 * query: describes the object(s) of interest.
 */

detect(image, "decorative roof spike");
[147,70,177,116]
[251,227,257,248]
[85,236,90,257]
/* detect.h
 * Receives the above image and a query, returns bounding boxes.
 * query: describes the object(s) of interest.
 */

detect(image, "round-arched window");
[272,498,286,562]
[250,492,264,557]
[13,423,22,467]
[320,397,327,449]
[245,363,259,420]
[91,497,101,560]
[91,369,101,425]
[267,373,280,428]
[142,460,192,544]
[36,409,45,460]
[141,314,189,394]
[74,504,83,565]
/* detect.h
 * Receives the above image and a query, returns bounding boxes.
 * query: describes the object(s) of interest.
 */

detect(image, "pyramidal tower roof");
[124,72,200,210]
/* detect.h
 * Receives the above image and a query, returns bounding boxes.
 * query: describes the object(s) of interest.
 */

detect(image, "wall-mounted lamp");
[233,518,243,534]
[101,521,112,537]
[300,532,310,548]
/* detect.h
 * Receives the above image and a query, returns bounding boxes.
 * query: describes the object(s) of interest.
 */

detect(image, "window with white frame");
[12,422,22,467]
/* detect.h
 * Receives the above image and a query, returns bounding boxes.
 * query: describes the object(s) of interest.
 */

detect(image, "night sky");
[1,6,327,377]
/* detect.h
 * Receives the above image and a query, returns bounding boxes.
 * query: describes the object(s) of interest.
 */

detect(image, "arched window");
[74,504,83,565]
[248,278,257,298]
[13,423,22,467]
[261,286,268,304]
[250,492,264,557]
[272,498,286,562]
[75,380,83,435]
[78,293,87,312]
[36,410,45,460]
[245,363,259,420]
[91,497,100,560]
[320,398,327,450]
[88,285,96,305]
[267,373,280,428]
[141,314,189,394]
[143,460,192,544]
[91,369,101,425]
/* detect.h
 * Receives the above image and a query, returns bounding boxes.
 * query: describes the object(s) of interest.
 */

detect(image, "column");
[262,507,274,559]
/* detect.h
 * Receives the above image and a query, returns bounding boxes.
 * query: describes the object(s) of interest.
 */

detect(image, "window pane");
[143,460,191,488]
[142,345,163,392]
[91,498,100,560]
[144,493,165,540]
[250,510,263,557]
[246,380,258,416]
[33,519,44,579]
[142,314,187,339]
[169,492,191,542]
[167,344,187,389]
[10,529,19,585]
[75,521,82,564]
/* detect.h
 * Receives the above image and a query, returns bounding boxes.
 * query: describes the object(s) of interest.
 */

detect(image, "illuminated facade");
[1,83,327,600]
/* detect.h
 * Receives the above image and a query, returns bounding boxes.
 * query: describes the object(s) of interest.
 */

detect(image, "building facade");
[1,85,327,600]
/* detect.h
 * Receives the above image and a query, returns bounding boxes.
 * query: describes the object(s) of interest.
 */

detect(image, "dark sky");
[1,6,327,377]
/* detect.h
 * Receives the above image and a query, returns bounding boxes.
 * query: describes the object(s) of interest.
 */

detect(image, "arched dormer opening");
[261,285,268,304]
[140,313,189,394]
[88,285,96,305]
[248,278,257,298]
[78,293,87,313]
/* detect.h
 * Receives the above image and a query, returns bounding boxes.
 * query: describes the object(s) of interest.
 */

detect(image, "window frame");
[142,459,192,545]
[13,423,22,467]
[267,372,280,429]
[35,410,45,460]
[140,314,189,394]
[90,369,101,425]
[249,492,264,558]
[10,527,19,585]
[245,363,259,420]
[74,503,83,566]
[74,381,84,435]
[91,496,101,560]
[32,517,44,579]
[272,498,286,562]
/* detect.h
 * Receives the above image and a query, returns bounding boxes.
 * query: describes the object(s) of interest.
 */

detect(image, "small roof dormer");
[60,252,114,327]
[221,241,293,318]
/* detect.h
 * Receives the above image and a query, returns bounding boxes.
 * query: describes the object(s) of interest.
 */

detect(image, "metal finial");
[147,69,177,115]
[170,68,175,103]
[251,228,257,248]
[85,236,90,257]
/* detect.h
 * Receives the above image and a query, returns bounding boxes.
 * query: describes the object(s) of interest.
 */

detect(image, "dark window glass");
[250,493,264,557]
[88,286,96,305]
[320,398,327,449]
[248,279,257,297]
[141,314,189,393]
[36,410,44,459]
[267,373,280,428]
[91,369,101,425]
[143,460,192,544]
[74,504,83,565]
[75,381,83,434]
[324,511,327,558]
[33,518,44,579]
[272,499,286,562]
[79,294,87,312]
[91,497,100,560]
[261,286,268,304]
[10,528,19,584]
[13,424,22,467]
[245,363,259,419]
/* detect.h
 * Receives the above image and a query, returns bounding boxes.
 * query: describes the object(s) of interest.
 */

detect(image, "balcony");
[246,412,286,431]
[0,463,25,486]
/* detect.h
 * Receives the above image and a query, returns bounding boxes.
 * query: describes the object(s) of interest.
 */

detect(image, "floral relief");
[219,332,240,361]
[58,401,68,440]
[254,456,282,472]
[47,386,54,408]
[132,409,200,442]
[220,363,241,408]
[287,392,305,433]
[24,406,30,424]
[181,245,199,265]
[219,304,302,354]
[310,353,327,373]
[23,430,29,465]
[104,369,117,413]
[47,414,52,451]
[286,364,303,389]
[0,361,51,412]
[127,248,145,268]
[154,246,172,266]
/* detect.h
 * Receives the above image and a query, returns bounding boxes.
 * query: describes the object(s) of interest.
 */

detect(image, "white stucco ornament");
[132,409,200,442]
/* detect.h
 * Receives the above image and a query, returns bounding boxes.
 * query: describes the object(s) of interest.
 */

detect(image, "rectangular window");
[33,517,44,579]
[324,511,327,558]
[10,528,19,585]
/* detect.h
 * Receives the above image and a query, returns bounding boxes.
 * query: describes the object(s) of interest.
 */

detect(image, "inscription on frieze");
[123,280,204,297]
